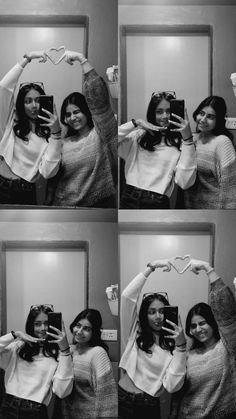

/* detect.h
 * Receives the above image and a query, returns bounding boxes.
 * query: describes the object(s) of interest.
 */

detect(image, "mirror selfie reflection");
[0,213,118,419]
[118,213,236,419]
[119,0,236,209]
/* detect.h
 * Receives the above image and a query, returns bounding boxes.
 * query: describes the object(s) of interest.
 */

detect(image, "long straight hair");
[14,83,50,142]
[136,293,175,354]
[18,306,59,362]
[139,92,182,151]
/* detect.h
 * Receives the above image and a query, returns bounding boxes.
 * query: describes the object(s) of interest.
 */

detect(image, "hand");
[15,331,42,343]
[184,259,212,275]
[38,104,61,135]
[151,259,171,272]
[169,109,192,140]
[27,50,47,63]
[162,315,186,346]
[60,50,85,66]
[136,119,167,135]
[46,321,69,351]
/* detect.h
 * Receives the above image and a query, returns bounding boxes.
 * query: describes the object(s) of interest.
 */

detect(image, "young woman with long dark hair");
[0,304,73,419]
[119,260,186,419]
[174,96,236,208]
[118,91,197,208]
[170,259,236,419]
[0,50,62,204]
[61,308,117,418]
[45,50,117,208]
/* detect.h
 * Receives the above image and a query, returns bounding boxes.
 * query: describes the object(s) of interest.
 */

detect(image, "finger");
[49,325,61,333]
[40,108,52,116]
[46,332,61,339]
[57,53,66,65]
[191,267,199,275]
[162,326,175,334]
[178,315,183,327]
[185,108,190,121]
[168,119,182,127]
[171,113,183,121]
[163,265,171,272]
[38,115,51,122]
[165,319,177,328]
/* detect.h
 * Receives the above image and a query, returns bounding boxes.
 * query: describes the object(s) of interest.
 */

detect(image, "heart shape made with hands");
[170,255,191,274]
[46,46,66,65]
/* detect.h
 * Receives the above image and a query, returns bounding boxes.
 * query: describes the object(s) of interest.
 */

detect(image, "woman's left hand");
[162,316,186,346]
[169,109,193,140]
[38,104,61,136]
[47,321,69,351]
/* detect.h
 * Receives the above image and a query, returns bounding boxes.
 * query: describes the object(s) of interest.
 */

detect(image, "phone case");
[163,306,178,330]
[39,95,54,115]
[48,312,62,332]
[170,99,185,124]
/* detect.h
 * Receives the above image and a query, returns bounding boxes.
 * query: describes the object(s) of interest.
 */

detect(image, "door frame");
[119,24,213,123]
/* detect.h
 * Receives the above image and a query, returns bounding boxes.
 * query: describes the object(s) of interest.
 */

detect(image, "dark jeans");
[0,394,49,419]
[0,174,36,205]
[120,185,170,209]
[118,385,161,419]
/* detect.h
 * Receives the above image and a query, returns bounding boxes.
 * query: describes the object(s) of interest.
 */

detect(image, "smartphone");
[170,99,185,127]
[163,306,178,330]
[39,95,54,116]
[48,312,62,339]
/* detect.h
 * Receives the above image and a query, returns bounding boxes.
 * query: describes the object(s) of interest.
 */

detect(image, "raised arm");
[0,51,47,140]
[185,258,236,356]
[121,260,171,348]
[62,50,116,146]
[170,110,197,189]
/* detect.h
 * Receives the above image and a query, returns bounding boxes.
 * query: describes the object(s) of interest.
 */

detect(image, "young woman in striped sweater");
[170,259,236,419]
[61,309,117,419]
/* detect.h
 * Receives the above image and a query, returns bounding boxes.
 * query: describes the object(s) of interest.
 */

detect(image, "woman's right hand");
[135,119,167,135]
[26,50,47,63]
[169,109,192,140]
[151,259,172,272]
[14,331,42,343]
[60,50,86,66]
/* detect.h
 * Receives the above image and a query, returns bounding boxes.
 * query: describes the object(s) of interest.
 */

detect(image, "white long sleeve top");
[119,272,186,397]
[118,122,197,197]
[0,63,62,182]
[0,333,74,405]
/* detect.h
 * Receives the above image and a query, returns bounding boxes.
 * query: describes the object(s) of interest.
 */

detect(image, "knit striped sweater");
[184,134,236,208]
[61,345,118,418]
[47,69,117,207]
[169,278,236,419]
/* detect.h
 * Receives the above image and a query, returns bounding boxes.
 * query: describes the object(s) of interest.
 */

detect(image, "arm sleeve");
[38,138,62,179]
[118,121,144,160]
[210,277,236,357]
[215,138,236,208]
[52,353,74,398]
[0,333,16,370]
[121,272,148,349]
[0,63,24,140]
[92,348,118,417]
[163,350,186,393]
[83,68,117,147]
[174,142,197,189]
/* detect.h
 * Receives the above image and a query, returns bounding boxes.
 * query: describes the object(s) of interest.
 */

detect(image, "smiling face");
[196,105,216,134]
[64,104,88,133]
[190,314,216,347]
[73,318,92,347]
[147,299,165,332]
[33,311,48,340]
[24,89,41,120]
[155,99,170,128]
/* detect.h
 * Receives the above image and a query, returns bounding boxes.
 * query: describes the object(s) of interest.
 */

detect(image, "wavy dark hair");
[185,302,220,350]
[193,95,233,141]
[13,83,50,142]
[136,293,175,354]
[60,92,94,138]
[70,308,108,353]
[139,92,182,151]
[18,305,59,362]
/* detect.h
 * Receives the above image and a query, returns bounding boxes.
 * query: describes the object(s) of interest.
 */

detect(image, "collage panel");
[0,0,118,209]
[118,209,236,419]
[0,209,118,418]
[118,0,236,210]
